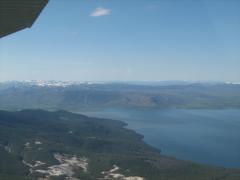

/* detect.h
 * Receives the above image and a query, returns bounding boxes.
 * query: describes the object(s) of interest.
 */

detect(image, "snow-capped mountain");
[0,80,106,88]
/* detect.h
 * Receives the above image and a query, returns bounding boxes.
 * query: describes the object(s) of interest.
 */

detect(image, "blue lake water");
[81,108,240,168]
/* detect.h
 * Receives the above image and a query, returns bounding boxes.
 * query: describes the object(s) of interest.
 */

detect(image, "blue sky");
[0,0,240,82]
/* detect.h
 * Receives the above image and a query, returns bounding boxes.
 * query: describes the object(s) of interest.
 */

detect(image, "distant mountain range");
[0,81,240,111]
[0,80,233,87]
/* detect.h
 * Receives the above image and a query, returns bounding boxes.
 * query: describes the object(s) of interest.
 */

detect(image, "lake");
[80,108,240,168]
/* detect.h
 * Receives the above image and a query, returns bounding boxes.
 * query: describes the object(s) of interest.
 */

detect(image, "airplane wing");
[0,0,48,38]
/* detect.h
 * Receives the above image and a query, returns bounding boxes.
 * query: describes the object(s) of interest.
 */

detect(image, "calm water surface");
[81,108,240,168]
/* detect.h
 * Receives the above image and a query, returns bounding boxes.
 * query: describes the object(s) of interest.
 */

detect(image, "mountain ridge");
[0,81,240,111]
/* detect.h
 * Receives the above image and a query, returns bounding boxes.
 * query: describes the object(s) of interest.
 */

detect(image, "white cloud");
[90,7,111,17]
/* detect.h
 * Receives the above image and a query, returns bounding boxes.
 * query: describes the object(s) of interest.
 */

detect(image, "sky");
[0,0,240,82]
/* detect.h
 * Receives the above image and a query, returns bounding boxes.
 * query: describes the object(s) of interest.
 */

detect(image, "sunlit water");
[80,108,240,168]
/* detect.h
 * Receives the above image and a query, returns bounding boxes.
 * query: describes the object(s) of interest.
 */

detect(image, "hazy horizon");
[1,79,239,85]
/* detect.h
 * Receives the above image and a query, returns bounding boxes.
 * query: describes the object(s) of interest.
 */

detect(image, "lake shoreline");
[77,108,240,168]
